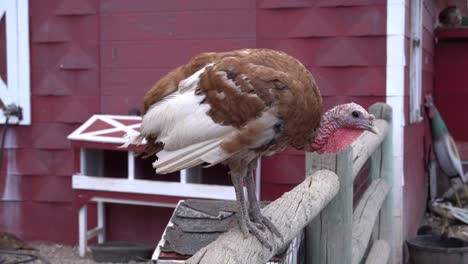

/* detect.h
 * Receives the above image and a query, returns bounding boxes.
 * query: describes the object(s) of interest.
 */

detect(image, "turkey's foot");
[239,215,274,251]
[249,209,283,241]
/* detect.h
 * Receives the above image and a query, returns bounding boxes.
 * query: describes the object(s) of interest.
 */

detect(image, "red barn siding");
[435,37,468,142]
[1,0,257,244]
[401,0,451,238]
[0,0,100,244]
[99,0,256,115]
[0,17,5,84]
[257,2,387,198]
[105,204,174,245]
[1,0,437,246]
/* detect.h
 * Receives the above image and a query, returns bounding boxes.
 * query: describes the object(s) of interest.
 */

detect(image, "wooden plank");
[364,240,390,264]
[351,119,389,179]
[78,205,88,257]
[72,174,238,200]
[86,226,104,240]
[352,179,390,264]
[187,170,340,264]
[306,147,353,264]
[308,67,386,97]
[368,102,396,264]
[100,39,256,69]
[100,0,254,13]
[100,11,255,41]
[257,37,387,67]
[258,6,385,38]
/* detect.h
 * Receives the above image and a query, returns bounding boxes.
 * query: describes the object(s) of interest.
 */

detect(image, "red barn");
[0,0,466,262]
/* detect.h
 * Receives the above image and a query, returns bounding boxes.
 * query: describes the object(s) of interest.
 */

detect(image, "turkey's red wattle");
[315,128,363,154]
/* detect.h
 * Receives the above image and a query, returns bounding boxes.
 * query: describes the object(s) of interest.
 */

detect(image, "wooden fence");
[306,102,393,264]
[187,102,394,264]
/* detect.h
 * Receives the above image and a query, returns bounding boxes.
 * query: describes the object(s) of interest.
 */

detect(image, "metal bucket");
[90,241,153,262]
[406,235,468,264]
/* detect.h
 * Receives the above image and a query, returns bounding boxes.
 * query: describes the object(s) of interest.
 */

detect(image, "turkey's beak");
[365,123,379,135]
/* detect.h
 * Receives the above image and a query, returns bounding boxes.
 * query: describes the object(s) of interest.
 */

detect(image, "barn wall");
[0,0,257,244]
[0,0,100,244]
[0,0,404,245]
[257,0,387,198]
[401,0,459,238]
[99,0,256,114]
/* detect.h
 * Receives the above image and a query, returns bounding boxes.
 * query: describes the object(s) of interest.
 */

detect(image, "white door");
[0,0,30,125]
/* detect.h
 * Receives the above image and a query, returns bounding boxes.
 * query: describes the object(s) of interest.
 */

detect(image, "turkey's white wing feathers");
[154,138,229,174]
[153,138,221,170]
[200,147,233,166]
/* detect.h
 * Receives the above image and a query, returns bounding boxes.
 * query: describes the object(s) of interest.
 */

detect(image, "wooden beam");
[306,147,353,264]
[368,102,396,264]
[86,226,104,240]
[364,240,390,264]
[187,170,340,264]
[352,179,390,264]
[351,119,389,179]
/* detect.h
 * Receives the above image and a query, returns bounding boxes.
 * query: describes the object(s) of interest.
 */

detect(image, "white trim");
[152,200,182,262]
[180,169,188,184]
[72,174,237,200]
[80,124,140,138]
[100,115,140,135]
[90,197,177,208]
[5,0,18,106]
[386,1,405,263]
[80,148,85,174]
[79,198,177,258]
[78,205,88,257]
[16,0,30,125]
[409,0,424,123]
[67,115,144,145]
[0,2,6,17]
[68,115,100,140]
[255,158,261,200]
[97,202,105,243]
[0,0,30,125]
[127,151,135,180]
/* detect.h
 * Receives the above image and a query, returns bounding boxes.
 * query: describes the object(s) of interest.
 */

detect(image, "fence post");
[368,103,394,263]
[305,147,353,264]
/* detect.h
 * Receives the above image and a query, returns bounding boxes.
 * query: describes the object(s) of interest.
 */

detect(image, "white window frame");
[0,0,30,125]
[409,0,423,123]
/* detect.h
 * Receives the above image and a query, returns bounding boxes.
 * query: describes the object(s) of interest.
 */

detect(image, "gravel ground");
[0,242,152,264]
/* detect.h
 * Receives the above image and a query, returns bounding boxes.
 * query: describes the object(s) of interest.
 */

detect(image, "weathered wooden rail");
[187,103,394,264]
[306,102,393,264]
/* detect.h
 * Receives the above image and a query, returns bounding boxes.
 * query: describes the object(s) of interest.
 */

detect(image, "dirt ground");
[0,242,152,264]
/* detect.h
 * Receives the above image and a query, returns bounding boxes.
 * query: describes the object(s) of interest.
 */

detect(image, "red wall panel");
[100,11,255,41]
[257,2,386,198]
[101,0,254,13]
[435,37,468,142]
[258,6,386,38]
[105,204,174,245]
[1,0,393,246]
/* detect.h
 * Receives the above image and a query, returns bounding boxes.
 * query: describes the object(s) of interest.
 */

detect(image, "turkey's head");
[311,103,379,154]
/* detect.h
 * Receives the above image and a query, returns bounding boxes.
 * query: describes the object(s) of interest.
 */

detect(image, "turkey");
[123,49,378,249]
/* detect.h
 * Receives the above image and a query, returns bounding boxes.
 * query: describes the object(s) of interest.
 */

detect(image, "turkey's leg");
[245,165,283,239]
[230,172,272,250]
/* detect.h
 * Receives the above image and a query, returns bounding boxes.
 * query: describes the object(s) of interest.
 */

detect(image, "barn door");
[0,0,30,125]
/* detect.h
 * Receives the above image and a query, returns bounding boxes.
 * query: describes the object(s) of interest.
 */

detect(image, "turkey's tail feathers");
[153,138,234,174]
[120,130,144,148]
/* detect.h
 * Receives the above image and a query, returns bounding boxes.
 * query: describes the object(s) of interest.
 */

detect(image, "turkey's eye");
[352,111,361,118]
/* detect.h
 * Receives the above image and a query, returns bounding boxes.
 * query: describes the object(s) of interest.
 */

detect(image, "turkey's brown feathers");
[140,49,322,158]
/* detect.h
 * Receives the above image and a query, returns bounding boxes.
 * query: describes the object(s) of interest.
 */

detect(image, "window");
[409,0,423,123]
[0,0,30,125]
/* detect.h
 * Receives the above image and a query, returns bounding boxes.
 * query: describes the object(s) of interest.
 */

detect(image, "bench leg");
[78,205,88,257]
[97,202,106,243]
